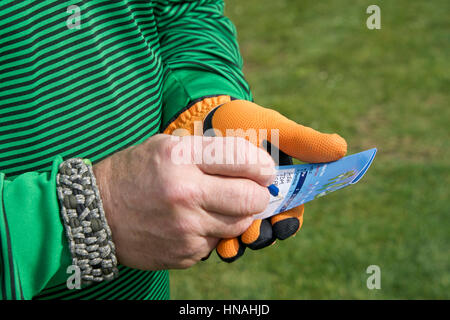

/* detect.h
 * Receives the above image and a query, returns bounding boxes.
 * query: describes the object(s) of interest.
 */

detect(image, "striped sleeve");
[153,0,253,128]
[0,156,72,300]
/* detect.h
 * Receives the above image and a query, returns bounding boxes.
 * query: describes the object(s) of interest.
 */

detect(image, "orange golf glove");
[164,96,347,262]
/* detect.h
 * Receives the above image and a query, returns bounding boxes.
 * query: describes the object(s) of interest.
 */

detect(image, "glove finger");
[271,205,304,240]
[211,100,347,163]
[216,238,246,263]
[241,219,276,250]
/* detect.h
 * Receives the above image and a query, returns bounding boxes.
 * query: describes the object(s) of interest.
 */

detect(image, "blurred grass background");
[170,0,449,299]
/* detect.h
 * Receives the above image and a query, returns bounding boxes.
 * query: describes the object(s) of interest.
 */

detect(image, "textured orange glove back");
[211,100,347,163]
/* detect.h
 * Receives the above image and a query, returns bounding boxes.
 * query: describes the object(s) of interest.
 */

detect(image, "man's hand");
[93,134,275,270]
[162,97,347,262]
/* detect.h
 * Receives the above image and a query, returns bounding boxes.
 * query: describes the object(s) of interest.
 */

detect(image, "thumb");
[211,100,347,163]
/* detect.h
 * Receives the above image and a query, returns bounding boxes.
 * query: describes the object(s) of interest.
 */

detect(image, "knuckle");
[161,179,200,207]
[173,238,208,269]
[181,242,198,259]
[172,213,203,237]
[219,217,253,239]
[163,182,184,203]
[237,184,252,214]
[232,218,253,237]
[257,150,276,183]
[159,134,179,158]
[160,181,182,206]
[234,137,252,164]
[155,134,187,166]
[241,184,270,214]
[177,259,196,269]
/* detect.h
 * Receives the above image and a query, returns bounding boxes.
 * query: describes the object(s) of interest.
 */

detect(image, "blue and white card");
[255,148,377,220]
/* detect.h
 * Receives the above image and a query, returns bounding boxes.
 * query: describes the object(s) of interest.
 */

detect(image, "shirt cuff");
[161,68,252,130]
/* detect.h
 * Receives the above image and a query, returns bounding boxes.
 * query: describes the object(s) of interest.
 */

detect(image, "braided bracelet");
[56,158,119,285]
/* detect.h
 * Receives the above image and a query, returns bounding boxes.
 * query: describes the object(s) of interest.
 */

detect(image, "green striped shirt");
[0,0,251,300]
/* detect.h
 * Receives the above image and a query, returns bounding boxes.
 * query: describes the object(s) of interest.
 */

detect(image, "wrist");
[92,158,113,225]
[56,158,119,284]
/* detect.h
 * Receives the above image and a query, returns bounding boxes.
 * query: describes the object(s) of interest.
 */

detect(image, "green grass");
[170,0,450,299]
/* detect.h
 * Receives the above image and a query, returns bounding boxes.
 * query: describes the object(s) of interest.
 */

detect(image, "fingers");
[239,206,304,246]
[271,205,304,240]
[196,136,276,186]
[199,174,270,217]
[279,124,347,163]
[201,212,254,238]
[215,206,305,263]
[179,236,218,266]
[241,208,304,249]
[216,238,246,263]
[211,100,347,163]
[241,219,275,250]
[203,216,251,263]
[198,236,219,261]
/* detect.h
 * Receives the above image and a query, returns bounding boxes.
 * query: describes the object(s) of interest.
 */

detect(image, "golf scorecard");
[255,148,377,220]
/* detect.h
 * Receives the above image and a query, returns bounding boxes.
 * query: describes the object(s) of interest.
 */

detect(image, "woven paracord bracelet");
[56,158,119,285]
